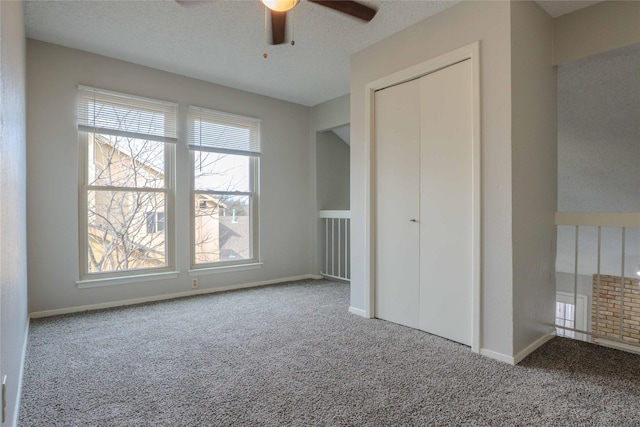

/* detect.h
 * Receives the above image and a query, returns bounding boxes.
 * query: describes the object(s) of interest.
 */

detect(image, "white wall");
[350,1,515,357]
[27,40,313,313]
[510,0,558,356]
[0,0,28,424]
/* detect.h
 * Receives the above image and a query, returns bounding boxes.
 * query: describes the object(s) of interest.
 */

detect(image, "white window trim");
[189,152,260,269]
[188,106,261,270]
[77,87,177,282]
[76,270,180,289]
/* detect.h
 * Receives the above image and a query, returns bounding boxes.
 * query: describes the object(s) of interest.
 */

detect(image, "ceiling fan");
[177,0,377,46]
[263,0,377,45]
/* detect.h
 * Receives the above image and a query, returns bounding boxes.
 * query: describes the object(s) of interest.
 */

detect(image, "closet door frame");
[364,42,482,353]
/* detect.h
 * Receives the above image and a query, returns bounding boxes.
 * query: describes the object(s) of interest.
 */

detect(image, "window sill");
[188,262,263,276]
[77,271,180,289]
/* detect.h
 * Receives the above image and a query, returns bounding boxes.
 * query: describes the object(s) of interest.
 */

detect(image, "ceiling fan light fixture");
[261,0,299,12]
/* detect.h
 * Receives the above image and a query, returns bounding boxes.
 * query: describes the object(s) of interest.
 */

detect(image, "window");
[555,301,575,338]
[146,211,165,234]
[188,106,260,267]
[78,86,177,279]
[555,292,588,341]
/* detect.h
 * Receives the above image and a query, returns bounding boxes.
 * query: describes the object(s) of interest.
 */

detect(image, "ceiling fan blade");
[271,10,287,45]
[309,0,377,22]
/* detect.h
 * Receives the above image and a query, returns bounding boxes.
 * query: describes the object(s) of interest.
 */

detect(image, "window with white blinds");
[78,86,176,280]
[188,106,261,268]
[78,85,177,143]
[187,106,261,156]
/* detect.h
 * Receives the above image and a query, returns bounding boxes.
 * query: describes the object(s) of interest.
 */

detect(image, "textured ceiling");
[25,0,602,107]
[535,0,604,17]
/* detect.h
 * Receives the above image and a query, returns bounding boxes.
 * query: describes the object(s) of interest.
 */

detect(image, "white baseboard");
[30,274,321,318]
[513,330,556,365]
[480,330,556,365]
[480,348,516,365]
[12,319,30,427]
[348,306,368,317]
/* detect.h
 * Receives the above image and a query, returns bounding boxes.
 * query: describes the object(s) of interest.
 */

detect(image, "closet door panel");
[418,60,473,345]
[374,79,421,329]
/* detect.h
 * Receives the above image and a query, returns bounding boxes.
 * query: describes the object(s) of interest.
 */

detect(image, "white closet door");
[418,59,473,346]
[374,79,421,329]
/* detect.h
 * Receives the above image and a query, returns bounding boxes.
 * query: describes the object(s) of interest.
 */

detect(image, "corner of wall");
[510,0,557,357]
[309,94,350,132]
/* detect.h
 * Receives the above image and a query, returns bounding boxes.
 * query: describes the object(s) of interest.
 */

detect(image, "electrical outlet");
[191,278,199,289]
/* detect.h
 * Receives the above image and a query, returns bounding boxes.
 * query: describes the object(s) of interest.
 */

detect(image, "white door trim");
[364,42,482,353]
[556,291,588,341]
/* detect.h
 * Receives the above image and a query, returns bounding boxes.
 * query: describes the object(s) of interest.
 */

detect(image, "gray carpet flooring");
[19,279,640,426]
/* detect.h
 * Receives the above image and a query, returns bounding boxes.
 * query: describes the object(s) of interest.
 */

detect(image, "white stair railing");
[555,212,640,351]
[319,210,350,282]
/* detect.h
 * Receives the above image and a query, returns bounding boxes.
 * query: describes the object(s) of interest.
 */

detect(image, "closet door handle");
[409,219,418,223]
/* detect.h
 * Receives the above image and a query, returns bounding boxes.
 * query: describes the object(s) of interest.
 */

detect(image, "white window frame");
[187,106,261,270]
[77,86,177,283]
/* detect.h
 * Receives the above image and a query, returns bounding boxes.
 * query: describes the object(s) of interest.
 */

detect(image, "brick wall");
[592,275,640,344]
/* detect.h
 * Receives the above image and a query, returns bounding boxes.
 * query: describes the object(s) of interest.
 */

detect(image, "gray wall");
[556,272,593,301]
[0,0,28,424]
[308,94,350,275]
[510,1,557,356]
[553,0,640,65]
[316,131,349,211]
[351,0,559,361]
[553,3,640,345]
[310,94,349,133]
[556,44,640,279]
[315,129,350,277]
[558,44,640,213]
[351,0,515,358]
[26,40,313,313]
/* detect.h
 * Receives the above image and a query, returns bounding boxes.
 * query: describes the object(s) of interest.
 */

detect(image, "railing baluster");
[325,218,328,275]
[338,219,341,278]
[331,218,335,277]
[620,227,626,340]
[596,226,601,338]
[345,219,349,280]
[574,225,579,327]
[318,211,350,282]
[554,212,640,351]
